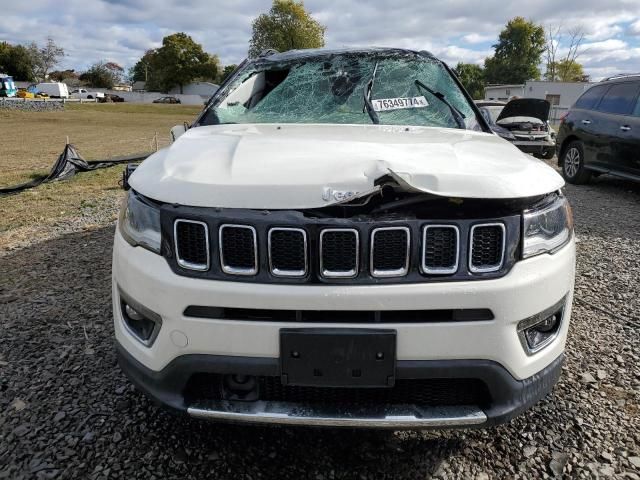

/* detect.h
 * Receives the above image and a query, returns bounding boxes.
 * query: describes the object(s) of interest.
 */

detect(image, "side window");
[633,88,640,117]
[574,85,607,110]
[596,82,640,115]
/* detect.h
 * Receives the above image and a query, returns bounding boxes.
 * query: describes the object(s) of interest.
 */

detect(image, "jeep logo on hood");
[323,187,360,202]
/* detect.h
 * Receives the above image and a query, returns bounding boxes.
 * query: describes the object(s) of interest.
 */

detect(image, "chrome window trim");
[421,225,460,275]
[370,227,410,278]
[174,219,210,271]
[219,224,258,275]
[319,228,359,278]
[268,227,308,277]
[468,222,506,274]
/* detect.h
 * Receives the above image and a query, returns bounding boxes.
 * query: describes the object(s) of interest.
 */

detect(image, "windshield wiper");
[363,62,380,124]
[414,79,466,129]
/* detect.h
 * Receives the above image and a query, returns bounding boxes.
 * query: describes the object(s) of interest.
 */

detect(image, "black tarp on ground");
[0,144,150,196]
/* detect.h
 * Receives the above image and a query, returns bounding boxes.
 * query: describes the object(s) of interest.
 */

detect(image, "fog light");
[517,297,567,355]
[119,289,162,346]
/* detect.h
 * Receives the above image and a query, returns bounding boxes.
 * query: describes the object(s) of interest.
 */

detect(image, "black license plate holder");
[280,328,396,387]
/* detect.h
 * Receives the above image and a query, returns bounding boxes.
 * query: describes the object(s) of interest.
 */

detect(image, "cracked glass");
[201,51,480,130]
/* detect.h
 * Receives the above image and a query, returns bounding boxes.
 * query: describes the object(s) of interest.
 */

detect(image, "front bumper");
[116,341,564,428]
[511,139,555,154]
[112,227,575,427]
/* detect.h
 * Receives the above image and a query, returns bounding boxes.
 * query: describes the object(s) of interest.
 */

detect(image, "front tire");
[561,141,591,184]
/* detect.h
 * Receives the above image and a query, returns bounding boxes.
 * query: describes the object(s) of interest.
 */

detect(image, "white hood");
[130,123,564,209]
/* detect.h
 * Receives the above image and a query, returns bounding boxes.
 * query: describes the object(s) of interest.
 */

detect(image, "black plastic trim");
[116,341,564,427]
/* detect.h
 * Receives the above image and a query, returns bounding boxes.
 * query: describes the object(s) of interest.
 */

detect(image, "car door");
[617,81,640,177]
[568,84,609,168]
[594,81,640,176]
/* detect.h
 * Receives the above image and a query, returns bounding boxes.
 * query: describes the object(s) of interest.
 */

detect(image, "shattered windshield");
[200,51,480,130]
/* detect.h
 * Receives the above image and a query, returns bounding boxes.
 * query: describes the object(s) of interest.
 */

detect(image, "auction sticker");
[372,96,429,112]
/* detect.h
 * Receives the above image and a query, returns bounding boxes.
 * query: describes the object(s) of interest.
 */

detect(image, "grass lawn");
[0,103,202,247]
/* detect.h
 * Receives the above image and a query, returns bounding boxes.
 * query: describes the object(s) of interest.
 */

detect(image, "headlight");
[522,195,573,258]
[119,191,161,253]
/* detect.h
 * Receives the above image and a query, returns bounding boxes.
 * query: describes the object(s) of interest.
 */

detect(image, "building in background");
[485,80,595,122]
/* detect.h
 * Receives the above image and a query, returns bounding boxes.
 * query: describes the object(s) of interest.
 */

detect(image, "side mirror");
[170,123,189,142]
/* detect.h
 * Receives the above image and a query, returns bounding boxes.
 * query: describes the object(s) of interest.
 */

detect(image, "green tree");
[49,69,79,83]
[453,63,485,99]
[220,64,238,83]
[484,17,545,85]
[152,33,220,93]
[0,42,35,81]
[79,61,121,88]
[545,60,589,82]
[129,49,157,84]
[249,0,326,57]
[27,37,65,81]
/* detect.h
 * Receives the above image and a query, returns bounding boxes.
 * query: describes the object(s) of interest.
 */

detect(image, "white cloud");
[0,0,638,81]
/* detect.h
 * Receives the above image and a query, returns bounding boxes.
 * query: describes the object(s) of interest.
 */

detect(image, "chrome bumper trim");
[187,401,487,428]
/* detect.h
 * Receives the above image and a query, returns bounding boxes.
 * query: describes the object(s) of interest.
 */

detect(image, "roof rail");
[258,49,279,58]
[601,73,640,82]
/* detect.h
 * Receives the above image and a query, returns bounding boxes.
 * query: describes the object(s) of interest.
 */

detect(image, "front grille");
[320,229,359,278]
[470,223,505,273]
[422,225,459,274]
[269,228,307,277]
[371,227,410,277]
[219,225,257,275]
[184,374,490,408]
[169,211,516,283]
[174,220,209,271]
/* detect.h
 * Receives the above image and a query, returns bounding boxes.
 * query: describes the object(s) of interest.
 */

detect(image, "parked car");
[16,88,34,99]
[556,74,640,184]
[70,88,104,100]
[476,101,517,142]
[0,74,17,97]
[153,96,181,104]
[114,47,575,429]
[35,82,69,98]
[477,99,556,159]
[101,93,125,103]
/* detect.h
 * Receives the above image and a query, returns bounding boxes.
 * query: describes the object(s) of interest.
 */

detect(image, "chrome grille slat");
[174,219,210,271]
[422,225,459,275]
[219,224,258,275]
[469,223,505,273]
[370,227,410,277]
[319,228,359,278]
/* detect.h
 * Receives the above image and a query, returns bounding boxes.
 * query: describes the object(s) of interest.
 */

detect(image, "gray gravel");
[0,98,65,112]
[1,166,639,479]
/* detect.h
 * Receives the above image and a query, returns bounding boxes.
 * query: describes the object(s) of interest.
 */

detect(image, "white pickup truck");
[70,88,104,100]
[113,47,575,429]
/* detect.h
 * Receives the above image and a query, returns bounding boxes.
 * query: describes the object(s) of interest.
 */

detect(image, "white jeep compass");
[113,48,575,428]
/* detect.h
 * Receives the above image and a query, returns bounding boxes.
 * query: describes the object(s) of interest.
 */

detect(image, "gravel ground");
[1,168,639,479]
[0,99,64,112]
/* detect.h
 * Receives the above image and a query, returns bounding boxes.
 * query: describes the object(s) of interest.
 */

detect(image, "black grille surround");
[161,206,520,285]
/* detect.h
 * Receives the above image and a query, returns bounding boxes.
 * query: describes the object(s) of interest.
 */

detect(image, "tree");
[27,37,65,81]
[0,42,35,81]
[545,60,589,82]
[49,69,79,83]
[544,25,586,82]
[484,17,545,85]
[453,63,485,99]
[80,61,120,88]
[104,62,125,85]
[151,33,219,93]
[220,64,238,83]
[129,50,156,84]
[249,0,326,57]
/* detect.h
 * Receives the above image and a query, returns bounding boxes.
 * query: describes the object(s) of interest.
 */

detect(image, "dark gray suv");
[556,74,640,184]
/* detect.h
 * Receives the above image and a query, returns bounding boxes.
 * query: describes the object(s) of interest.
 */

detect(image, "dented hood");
[130,123,564,209]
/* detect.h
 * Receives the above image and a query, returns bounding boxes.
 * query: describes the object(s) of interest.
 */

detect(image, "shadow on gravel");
[0,226,464,479]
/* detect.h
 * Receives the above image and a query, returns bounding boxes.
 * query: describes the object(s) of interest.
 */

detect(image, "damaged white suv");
[113,48,575,428]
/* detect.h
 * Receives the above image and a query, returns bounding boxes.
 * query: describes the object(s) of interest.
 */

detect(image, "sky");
[1,0,640,81]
